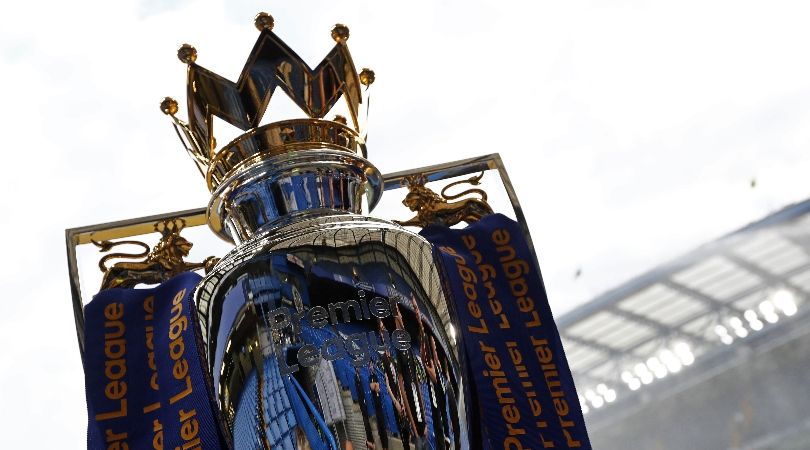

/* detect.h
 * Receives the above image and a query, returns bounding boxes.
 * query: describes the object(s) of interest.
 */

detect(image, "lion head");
[402,181,445,212]
[149,234,193,264]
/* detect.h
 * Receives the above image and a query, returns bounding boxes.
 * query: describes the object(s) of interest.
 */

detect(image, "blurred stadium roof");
[559,197,810,447]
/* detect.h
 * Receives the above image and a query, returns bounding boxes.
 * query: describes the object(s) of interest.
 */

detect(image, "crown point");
[254,12,274,31]
[160,97,179,116]
[359,68,375,86]
[331,24,350,43]
[333,115,348,125]
[177,44,197,64]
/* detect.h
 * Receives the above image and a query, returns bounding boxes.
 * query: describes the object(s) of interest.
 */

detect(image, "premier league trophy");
[69,12,591,450]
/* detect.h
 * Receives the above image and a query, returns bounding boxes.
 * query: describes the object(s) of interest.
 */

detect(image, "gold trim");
[394,172,494,228]
[254,12,274,32]
[175,19,364,163]
[79,212,208,245]
[162,15,375,189]
[93,219,219,290]
[206,118,365,191]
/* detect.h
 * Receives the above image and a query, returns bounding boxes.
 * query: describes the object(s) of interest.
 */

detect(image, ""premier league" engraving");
[267,291,413,375]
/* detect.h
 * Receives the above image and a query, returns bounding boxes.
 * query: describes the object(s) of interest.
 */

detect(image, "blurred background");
[2,1,810,448]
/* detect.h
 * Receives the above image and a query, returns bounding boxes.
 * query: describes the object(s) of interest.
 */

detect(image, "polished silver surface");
[198,142,469,448]
[207,149,382,244]
[196,213,467,449]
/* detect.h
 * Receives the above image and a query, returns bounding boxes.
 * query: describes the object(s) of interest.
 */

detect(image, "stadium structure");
[560,198,810,449]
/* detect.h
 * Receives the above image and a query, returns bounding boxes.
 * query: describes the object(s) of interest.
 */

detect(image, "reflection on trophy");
[165,12,469,449]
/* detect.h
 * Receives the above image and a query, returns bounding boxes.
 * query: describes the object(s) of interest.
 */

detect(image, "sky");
[1,0,810,446]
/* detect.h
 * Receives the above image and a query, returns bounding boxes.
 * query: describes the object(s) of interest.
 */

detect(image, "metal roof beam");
[660,279,745,315]
[576,373,618,388]
[723,252,810,297]
[609,308,712,346]
[778,232,810,261]
[562,335,624,359]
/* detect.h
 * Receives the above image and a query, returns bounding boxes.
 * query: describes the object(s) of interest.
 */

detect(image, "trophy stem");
[207,149,382,244]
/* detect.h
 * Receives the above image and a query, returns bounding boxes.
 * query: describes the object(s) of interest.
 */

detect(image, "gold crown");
[162,12,374,192]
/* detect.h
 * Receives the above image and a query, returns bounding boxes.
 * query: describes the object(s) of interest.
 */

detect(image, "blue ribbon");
[83,272,229,450]
[422,214,592,450]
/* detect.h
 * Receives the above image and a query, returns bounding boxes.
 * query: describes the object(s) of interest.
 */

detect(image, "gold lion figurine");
[93,219,219,290]
[395,172,494,228]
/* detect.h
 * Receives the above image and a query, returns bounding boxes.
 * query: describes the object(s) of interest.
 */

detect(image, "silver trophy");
[67,12,537,450]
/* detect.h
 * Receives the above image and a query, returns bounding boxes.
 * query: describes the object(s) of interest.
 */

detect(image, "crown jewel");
[163,13,373,192]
